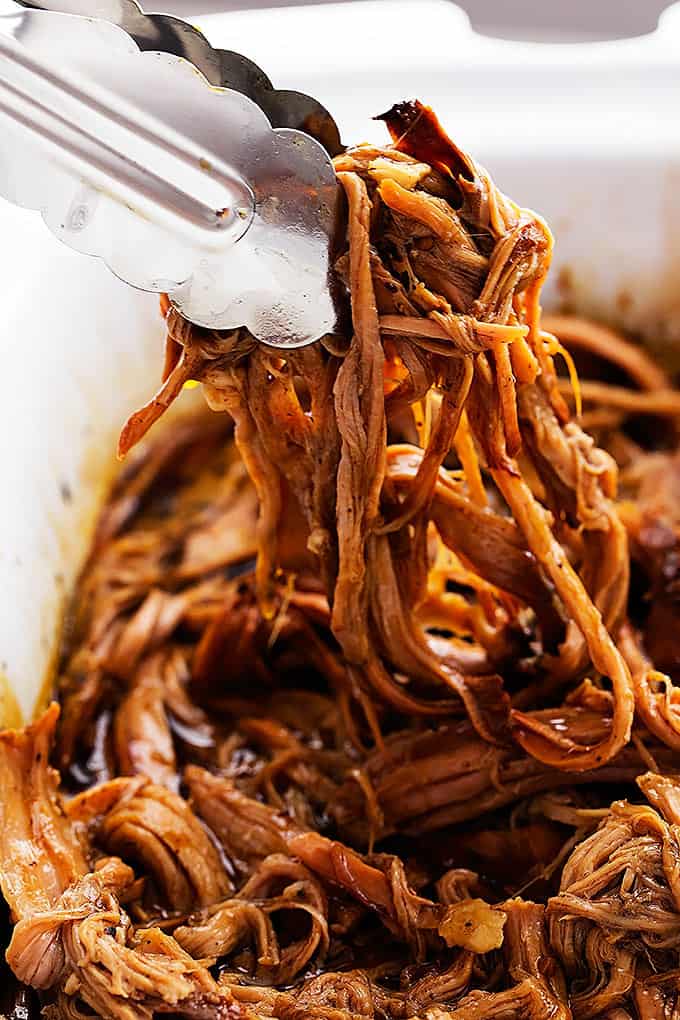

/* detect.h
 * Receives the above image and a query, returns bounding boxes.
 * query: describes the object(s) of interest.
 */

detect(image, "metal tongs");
[0,0,344,347]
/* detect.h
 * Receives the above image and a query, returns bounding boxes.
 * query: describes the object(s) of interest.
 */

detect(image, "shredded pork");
[4,100,680,1019]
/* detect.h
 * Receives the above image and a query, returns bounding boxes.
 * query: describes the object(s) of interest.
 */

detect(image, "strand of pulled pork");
[330,170,387,663]
[115,102,637,770]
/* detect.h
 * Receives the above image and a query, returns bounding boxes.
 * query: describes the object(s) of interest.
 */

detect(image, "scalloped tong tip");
[0,0,345,347]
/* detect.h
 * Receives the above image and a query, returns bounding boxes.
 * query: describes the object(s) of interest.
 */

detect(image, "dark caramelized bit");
[376,100,476,187]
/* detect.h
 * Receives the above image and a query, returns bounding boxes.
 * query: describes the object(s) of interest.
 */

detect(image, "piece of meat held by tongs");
[0,0,344,347]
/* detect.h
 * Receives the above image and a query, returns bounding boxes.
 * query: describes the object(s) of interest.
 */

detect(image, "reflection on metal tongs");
[0,0,345,347]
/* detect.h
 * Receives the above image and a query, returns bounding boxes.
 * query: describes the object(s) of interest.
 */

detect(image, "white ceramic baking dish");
[2,0,680,724]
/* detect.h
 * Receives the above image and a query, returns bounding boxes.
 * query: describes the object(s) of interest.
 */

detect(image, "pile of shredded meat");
[5,101,680,1019]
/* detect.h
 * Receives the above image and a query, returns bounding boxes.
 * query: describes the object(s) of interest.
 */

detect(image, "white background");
[165,0,670,42]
